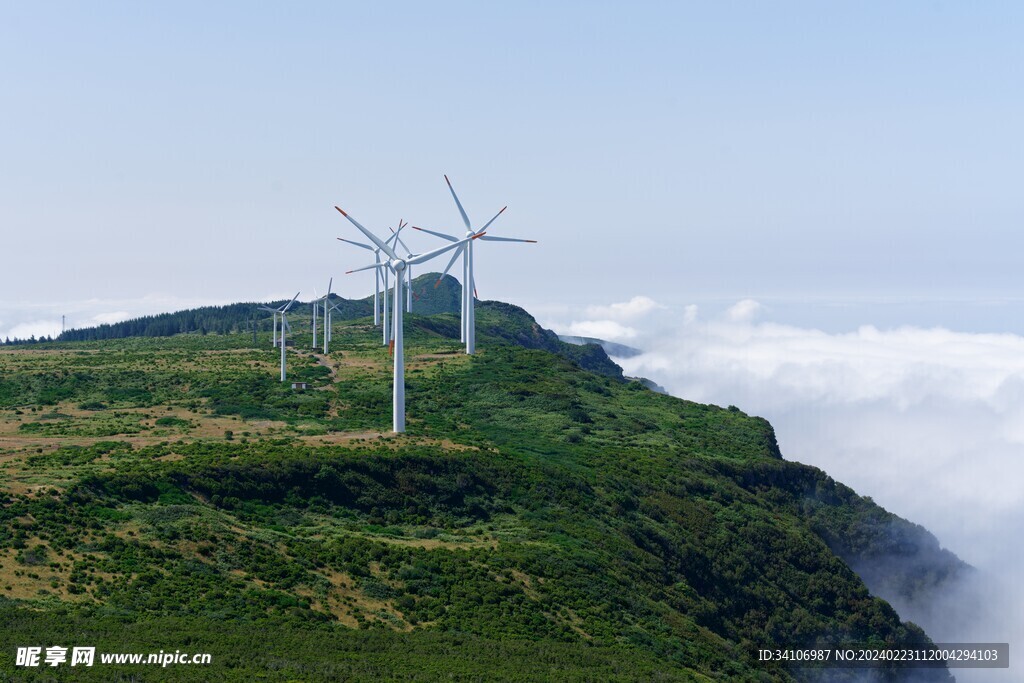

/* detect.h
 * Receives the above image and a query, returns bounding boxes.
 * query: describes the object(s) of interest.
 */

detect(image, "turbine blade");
[477,206,507,234]
[279,292,300,312]
[445,174,472,230]
[407,236,473,266]
[477,235,538,243]
[346,262,384,275]
[335,206,398,259]
[434,244,465,286]
[337,237,375,251]
[327,277,333,296]
[411,225,458,242]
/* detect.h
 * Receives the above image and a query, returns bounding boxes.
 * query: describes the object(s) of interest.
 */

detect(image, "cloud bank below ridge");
[549,298,1023,681]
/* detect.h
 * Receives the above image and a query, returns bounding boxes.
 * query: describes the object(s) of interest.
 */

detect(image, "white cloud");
[612,302,1024,668]
[724,298,762,322]
[544,295,666,343]
[584,295,665,321]
[564,320,638,341]
[3,320,62,341]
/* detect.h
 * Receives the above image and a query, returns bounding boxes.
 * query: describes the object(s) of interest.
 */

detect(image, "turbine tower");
[414,175,536,354]
[336,205,480,433]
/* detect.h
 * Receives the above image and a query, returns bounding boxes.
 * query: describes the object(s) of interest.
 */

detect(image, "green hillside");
[0,300,963,681]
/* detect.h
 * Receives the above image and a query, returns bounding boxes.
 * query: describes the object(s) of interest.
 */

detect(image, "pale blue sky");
[2,2,1022,336]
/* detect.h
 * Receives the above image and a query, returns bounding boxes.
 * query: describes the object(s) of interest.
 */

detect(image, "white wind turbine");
[276,293,299,381]
[336,205,482,433]
[311,286,320,349]
[313,278,333,353]
[338,227,404,346]
[414,175,536,354]
[325,298,348,354]
[259,304,281,348]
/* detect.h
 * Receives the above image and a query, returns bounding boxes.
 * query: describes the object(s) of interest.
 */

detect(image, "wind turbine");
[275,293,299,381]
[322,277,335,353]
[338,237,382,326]
[259,305,281,347]
[338,228,404,346]
[311,286,320,349]
[327,299,345,349]
[336,205,481,433]
[414,175,536,354]
[312,278,333,353]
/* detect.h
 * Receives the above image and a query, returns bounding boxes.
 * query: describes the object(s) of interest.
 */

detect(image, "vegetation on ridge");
[0,299,962,681]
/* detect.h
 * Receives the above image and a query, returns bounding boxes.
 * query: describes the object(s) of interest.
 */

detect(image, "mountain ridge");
[0,294,966,681]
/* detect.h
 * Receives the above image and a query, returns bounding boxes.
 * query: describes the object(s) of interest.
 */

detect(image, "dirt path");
[309,352,339,388]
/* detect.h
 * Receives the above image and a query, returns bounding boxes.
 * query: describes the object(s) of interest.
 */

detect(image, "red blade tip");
[334,206,348,217]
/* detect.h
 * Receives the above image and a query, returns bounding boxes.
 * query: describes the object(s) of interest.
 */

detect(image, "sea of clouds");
[548,297,1022,682]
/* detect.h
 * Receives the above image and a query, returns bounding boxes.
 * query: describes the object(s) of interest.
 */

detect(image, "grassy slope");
[0,303,959,682]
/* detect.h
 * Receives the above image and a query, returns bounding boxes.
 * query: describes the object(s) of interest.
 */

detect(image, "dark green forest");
[35,273,463,345]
